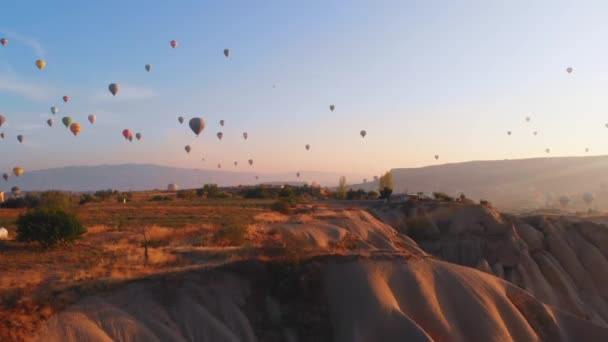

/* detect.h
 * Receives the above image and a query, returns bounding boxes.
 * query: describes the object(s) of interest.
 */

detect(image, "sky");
[2,0,608,181]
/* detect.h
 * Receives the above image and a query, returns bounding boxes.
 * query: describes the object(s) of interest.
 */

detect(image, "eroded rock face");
[379,202,608,326]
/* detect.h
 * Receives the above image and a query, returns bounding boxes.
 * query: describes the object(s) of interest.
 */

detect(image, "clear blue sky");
[1,0,608,180]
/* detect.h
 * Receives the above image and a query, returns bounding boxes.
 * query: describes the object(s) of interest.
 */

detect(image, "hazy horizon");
[3,1,608,177]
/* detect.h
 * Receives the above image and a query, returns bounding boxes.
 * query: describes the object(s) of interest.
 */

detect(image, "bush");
[176,189,196,200]
[242,186,274,199]
[367,191,379,199]
[271,199,293,214]
[480,199,492,207]
[16,209,86,248]
[39,190,72,211]
[379,187,393,200]
[0,197,28,209]
[433,192,454,202]
[149,195,172,202]
[213,216,247,246]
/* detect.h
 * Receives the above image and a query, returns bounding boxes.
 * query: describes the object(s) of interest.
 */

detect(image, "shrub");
[242,186,274,199]
[433,192,454,202]
[379,187,393,200]
[346,189,366,200]
[176,189,196,200]
[0,197,28,209]
[39,190,72,211]
[271,199,292,214]
[79,193,95,205]
[149,195,172,202]
[367,191,379,199]
[213,215,247,246]
[480,199,492,207]
[16,209,86,248]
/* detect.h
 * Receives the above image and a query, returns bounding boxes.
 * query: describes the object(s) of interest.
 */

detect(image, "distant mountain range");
[4,156,608,212]
[2,164,354,192]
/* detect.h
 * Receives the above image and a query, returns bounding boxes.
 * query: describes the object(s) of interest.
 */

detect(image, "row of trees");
[335,172,394,200]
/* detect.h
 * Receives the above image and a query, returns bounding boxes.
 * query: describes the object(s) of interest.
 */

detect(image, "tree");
[379,171,394,200]
[39,190,72,211]
[17,209,85,248]
[336,176,348,199]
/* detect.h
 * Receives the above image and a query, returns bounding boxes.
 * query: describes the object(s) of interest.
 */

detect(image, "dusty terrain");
[1,195,608,341]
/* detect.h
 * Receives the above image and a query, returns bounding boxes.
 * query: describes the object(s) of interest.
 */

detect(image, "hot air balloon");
[170,40,178,48]
[566,67,573,74]
[360,130,367,138]
[255,176,259,180]
[0,115,5,127]
[185,145,191,153]
[0,38,7,46]
[305,144,310,151]
[220,120,225,127]
[533,131,538,136]
[35,59,46,70]
[545,148,551,154]
[69,123,81,136]
[63,96,69,103]
[218,163,222,169]
[0,133,4,139]
[2,173,8,181]
[47,119,54,127]
[217,132,223,140]
[17,135,24,143]
[136,133,142,140]
[62,117,72,128]
[585,148,589,153]
[605,123,608,129]
[13,167,23,177]
[88,114,96,124]
[128,136,133,142]
[51,106,58,114]
[234,161,238,167]
[122,129,132,140]
[189,117,205,136]
[525,116,530,122]
[248,159,253,166]
[243,132,248,140]
[330,105,335,112]
[507,131,512,136]
[296,172,301,178]
[108,83,120,96]
[145,64,151,72]
[178,116,184,124]
[435,155,439,160]
[11,186,21,197]
[223,48,230,58]
[583,193,594,207]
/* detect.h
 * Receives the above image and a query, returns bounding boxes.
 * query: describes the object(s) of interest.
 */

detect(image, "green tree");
[336,176,348,199]
[379,171,394,200]
[39,190,72,211]
[17,209,86,248]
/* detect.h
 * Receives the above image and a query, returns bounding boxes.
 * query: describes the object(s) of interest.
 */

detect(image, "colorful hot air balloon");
[69,123,81,136]
[0,115,5,127]
[220,120,225,127]
[178,116,184,124]
[136,133,142,140]
[62,117,72,128]
[108,83,120,96]
[63,96,69,103]
[13,167,24,177]
[330,105,335,112]
[217,132,223,140]
[360,130,367,138]
[0,38,7,46]
[223,48,230,58]
[170,40,178,48]
[189,117,205,136]
[185,145,191,153]
[2,173,8,181]
[243,132,248,140]
[17,135,24,143]
[145,64,151,72]
[122,129,132,140]
[88,114,96,124]
[566,67,573,74]
[51,106,58,114]
[248,159,253,166]
[47,119,54,127]
[435,155,439,160]
[35,59,46,70]
[305,144,310,151]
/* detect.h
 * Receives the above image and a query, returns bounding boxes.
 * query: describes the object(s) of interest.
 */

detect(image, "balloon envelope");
[305,144,310,151]
[51,106,58,114]
[17,135,24,143]
[62,117,72,128]
[69,123,81,136]
[47,119,54,127]
[136,133,142,140]
[248,159,253,166]
[63,96,69,103]
[0,38,7,46]
[2,173,8,181]
[330,105,335,111]
[220,120,225,127]
[224,48,230,57]
[189,117,205,136]
[13,167,24,177]
[217,132,223,140]
[122,129,132,140]
[108,83,120,96]
[35,59,46,70]
[243,132,248,140]
[145,64,151,72]
[185,145,191,153]
[435,155,439,160]
[170,40,177,48]
[178,116,184,124]
[566,67,573,74]
[0,115,5,127]
[88,115,96,124]
[360,130,367,138]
